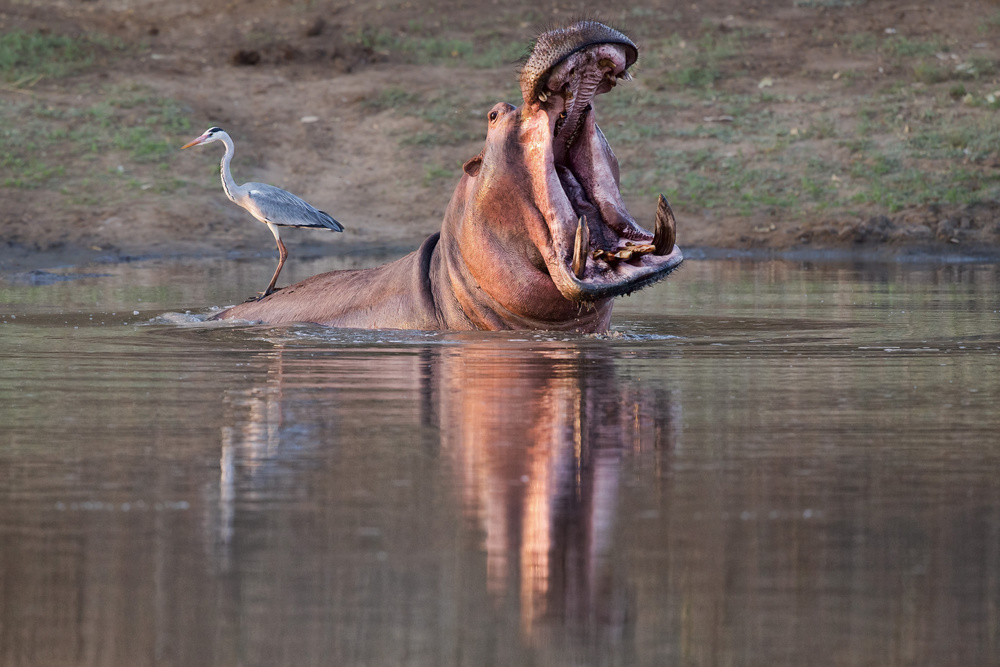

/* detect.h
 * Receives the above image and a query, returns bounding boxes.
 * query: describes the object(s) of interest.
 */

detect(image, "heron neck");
[219,134,240,202]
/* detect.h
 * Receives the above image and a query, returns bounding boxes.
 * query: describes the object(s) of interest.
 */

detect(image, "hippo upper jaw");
[522,39,683,303]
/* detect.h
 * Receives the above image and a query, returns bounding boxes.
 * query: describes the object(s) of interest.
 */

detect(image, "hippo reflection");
[216,22,682,332]
[214,341,678,638]
[435,344,678,635]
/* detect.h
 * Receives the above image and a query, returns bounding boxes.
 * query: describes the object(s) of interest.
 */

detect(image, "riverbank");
[3,0,1000,273]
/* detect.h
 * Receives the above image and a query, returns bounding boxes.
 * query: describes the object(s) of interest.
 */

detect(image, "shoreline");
[4,239,999,281]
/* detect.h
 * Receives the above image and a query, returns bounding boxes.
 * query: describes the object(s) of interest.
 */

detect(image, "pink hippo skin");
[215,21,683,332]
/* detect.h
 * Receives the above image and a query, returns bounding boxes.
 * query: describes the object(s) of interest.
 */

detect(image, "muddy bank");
[3,0,1000,274]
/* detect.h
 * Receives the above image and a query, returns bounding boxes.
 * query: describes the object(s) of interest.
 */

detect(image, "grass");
[401,128,480,147]
[881,35,943,60]
[361,87,421,111]
[0,30,124,85]
[843,32,998,88]
[357,85,484,187]
[0,83,193,197]
[0,28,186,200]
[598,71,1000,219]
[422,163,456,186]
[652,30,761,91]
[354,26,526,68]
[5,17,1000,228]
[585,18,1000,222]
[362,87,498,157]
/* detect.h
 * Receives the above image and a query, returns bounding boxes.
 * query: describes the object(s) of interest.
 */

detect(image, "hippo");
[216,21,683,332]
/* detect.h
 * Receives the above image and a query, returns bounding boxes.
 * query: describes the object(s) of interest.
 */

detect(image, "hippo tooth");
[618,70,633,81]
[538,89,549,102]
[573,216,590,279]
[653,194,677,256]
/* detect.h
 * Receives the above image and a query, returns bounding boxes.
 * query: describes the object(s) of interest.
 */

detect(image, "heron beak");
[181,136,206,149]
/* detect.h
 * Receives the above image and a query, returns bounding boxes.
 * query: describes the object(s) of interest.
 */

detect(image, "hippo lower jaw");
[526,41,683,303]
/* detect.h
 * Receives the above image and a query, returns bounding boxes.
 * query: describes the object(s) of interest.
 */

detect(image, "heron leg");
[259,223,288,299]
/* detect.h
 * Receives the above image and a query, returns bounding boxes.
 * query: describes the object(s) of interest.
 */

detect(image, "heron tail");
[319,211,344,232]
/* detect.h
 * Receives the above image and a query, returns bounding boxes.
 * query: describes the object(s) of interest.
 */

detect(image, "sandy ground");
[2,0,1000,273]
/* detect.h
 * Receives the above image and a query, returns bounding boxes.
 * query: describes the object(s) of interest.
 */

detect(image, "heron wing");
[245,183,344,231]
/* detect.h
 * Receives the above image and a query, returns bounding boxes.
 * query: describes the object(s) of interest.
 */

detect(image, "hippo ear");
[463,150,484,177]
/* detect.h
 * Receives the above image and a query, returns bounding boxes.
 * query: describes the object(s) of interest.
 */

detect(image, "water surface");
[1,257,998,666]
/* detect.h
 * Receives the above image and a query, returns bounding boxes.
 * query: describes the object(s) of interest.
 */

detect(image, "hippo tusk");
[573,216,590,279]
[653,194,677,256]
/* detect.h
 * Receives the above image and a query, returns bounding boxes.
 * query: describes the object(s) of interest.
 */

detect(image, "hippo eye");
[489,109,499,122]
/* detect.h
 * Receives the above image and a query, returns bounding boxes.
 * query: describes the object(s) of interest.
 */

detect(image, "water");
[1,256,998,666]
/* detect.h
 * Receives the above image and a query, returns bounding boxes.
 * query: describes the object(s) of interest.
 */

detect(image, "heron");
[181,127,344,299]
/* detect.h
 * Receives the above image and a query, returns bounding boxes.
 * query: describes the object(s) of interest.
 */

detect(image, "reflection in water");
[217,356,285,562]
[1,259,999,665]
[215,342,677,647]
[436,345,675,639]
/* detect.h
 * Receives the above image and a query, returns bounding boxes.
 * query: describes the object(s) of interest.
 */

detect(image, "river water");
[1,255,998,666]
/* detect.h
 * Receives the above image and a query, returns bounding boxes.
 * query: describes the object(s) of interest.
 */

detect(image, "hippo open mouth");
[520,21,683,302]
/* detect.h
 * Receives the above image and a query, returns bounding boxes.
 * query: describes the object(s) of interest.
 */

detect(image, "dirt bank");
[2,0,1000,273]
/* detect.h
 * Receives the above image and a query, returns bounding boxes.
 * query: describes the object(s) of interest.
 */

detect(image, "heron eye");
[489,109,498,122]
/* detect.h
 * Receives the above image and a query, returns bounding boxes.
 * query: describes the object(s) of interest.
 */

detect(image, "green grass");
[848,32,879,52]
[844,163,1000,212]
[0,84,193,196]
[0,28,160,195]
[596,69,1000,221]
[881,35,942,60]
[912,62,950,84]
[363,86,495,155]
[844,32,992,88]
[958,56,997,79]
[0,30,123,84]
[0,156,64,188]
[668,65,722,89]
[7,19,996,226]
[354,27,526,68]
[422,163,456,186]
[401,128,479,146]
[361,87,421,111]
[653,30,759,91]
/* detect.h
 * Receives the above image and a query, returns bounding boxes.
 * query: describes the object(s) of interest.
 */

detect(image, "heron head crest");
[181,127,228,150]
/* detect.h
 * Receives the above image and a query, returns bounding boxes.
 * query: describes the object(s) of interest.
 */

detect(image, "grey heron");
[181,127,344,299]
